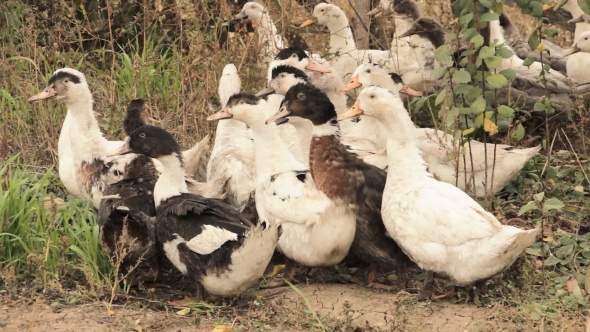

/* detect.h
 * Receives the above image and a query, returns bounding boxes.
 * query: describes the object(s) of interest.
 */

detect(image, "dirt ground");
[0,283,543,332]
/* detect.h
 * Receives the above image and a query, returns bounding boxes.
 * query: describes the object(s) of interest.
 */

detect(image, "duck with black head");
[107,125,278,301]
[207,92,355,288]
[265,83,412,291]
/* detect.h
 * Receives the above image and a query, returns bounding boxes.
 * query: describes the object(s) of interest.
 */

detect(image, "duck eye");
[370,94,375,99]
[366,69,371,73]
[291,53,297,58]
[296,92,306,100]
[320,9,324,12]
[238,100,245,105]
[139,133,146,138]
[64,79,69,83]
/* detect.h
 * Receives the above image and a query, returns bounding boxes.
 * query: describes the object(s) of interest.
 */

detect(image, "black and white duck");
[107,125,278,300]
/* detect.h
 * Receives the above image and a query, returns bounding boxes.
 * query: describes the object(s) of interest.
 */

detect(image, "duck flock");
[28,0,590,302]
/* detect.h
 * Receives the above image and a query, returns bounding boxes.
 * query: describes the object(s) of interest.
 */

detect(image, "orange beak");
[106,139,133,157]
[337,100,363,121]
[28,86,57,102]
[206,108,233,121]
[265,105,291,124]
[305,58,331,73]
[299,18,316,28]
[338,75,362,93]
[399,85,422,97]
[542,4,554,10]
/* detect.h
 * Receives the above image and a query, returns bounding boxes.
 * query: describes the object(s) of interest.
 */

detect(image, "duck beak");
[206,108,233,121]
[542,4,554,10]
[300,18,316,28]
[337,100,363,121]
[338,75,362,93]
[265,103,291,125]
[568,15,584,24]
[398,28,415,39]
[235,11,247,19]
[255,86,276,97]
[106,139,132,157]
[367,6,383,17]
[563,46,581,57]
[305,58,331,73]
[399,85,423,97]
[28,86,57,102]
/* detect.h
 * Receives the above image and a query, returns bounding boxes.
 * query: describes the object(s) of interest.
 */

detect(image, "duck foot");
[260,257,301,289]
[432,286,456,300]
[417,271,435,301]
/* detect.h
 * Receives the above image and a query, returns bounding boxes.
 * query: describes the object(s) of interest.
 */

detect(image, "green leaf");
[486,74,508,88]
[554,244,574,259]
[543,198,565,212]
[533,102,546,111]
[453,70,471,83]
[499,68,516,80]
[480,12,500,21]
[497,105,515,118]
[435,88,447,106]
[459,13,474,25]
[528,30,540,50]
[534,192,545,202]
[530,1,544,17]
[522,57,537,66]
[470,34,484,48]
[479,0,493,8]
[492,2,504,14]
[485,55,502,69]
[544,255,561,266]
[511,123,525,140]
[579,0,590,15]
[496,45,513,59]
[479,46,495,59]
[431,67,447,79]
[518,201,538,215]
[544,27,559,37]
[526,247,542,256]
[470,96,486,114]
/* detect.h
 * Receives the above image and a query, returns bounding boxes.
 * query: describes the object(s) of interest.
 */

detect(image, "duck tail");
[510,145,542,158]
[182,134,211,180]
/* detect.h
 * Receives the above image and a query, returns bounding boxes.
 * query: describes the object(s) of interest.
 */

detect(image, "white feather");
[186,225,239,255]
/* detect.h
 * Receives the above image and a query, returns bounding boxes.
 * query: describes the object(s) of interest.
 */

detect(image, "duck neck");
[256,13,285,58]
[326,16,357,55]
[154,153,188,208]
[380,114,430,180]
[311,118,340,138]
[65,96,110,163]
[58,110,73,159]
[250,119,306,178]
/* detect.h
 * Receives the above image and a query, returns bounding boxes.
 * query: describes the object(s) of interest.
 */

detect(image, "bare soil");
[2,282,571,332]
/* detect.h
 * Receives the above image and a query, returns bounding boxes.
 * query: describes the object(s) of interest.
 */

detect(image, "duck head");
[207,93,270,127]
[235,2,267,22]
[300,3,344,29]
[258,65,310,97]
[266,83,336,126]
[339,63,422,96]
[338,85,406,123]
[107,125,181,159]
[28,68,92,105]
[272,47,331,74]
[563,31,590,56]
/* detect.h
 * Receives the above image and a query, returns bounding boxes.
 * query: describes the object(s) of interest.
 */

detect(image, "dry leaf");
[585,267,590,297]
[266,264,285,278]
[212,325,232,332]
[169,296,198,307]
[176,308,191,316]
[574,185,584,192]
[133,325,143,332]
[566,277,584,299]
[107,309,116,316]
[483,118,498,135]
[547,178,555,185]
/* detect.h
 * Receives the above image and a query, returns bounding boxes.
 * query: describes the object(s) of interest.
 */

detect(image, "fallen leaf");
[107,309,116,316]
[574,185,584,192]
[266,264,285,278]
[565,277,584,300]
[133,325,143,332]
[543,236,554,242]
[547,178,555,185]
[176,308,191,316]
[212,325,232,332]
[169,297,199,307]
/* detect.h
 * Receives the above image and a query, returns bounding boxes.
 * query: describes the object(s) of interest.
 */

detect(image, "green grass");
[0,155,113,297]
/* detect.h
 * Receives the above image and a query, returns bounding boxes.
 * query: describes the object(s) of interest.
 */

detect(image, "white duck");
[207,93,356,287]
[339,63,542,197]
[235,2,285,65]
[545,0,590,42]
[206,64,258,220]
[338,86,541,299]
[300,3,420,81]
[563,30,590,84]
[28,68,213,208]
